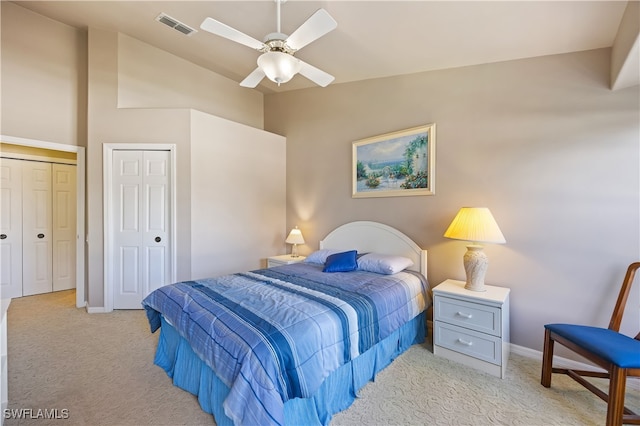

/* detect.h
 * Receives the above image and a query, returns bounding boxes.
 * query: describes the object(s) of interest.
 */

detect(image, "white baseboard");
[86,306,108,314]
[509,342,640,391]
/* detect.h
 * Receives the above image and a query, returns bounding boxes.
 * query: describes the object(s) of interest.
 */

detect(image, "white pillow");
[357,253,414,275]
[304,249,342,264]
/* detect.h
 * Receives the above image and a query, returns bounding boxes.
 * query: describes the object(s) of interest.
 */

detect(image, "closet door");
[112,150,171,309]
[22,161,53,296]
[0,158,23,299]
[52,164,76,291]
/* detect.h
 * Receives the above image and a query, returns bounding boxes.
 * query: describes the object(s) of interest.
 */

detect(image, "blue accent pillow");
[323,250,358,273]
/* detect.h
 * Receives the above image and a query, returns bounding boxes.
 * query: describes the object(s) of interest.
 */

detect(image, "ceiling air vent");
[155,13,197,36]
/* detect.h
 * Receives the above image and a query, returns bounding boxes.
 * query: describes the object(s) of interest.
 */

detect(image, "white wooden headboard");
[319,221,427,276]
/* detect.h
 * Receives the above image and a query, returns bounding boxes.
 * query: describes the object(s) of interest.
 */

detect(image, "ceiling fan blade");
[200,17,265,50]
[286,9,337,51]
[298,60,334,87]
[240,68,266,88]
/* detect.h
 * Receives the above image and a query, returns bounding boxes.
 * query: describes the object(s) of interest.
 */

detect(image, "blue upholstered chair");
[541,262,640,426]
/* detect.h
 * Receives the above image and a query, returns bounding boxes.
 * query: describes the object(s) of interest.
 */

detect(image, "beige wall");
[1,2,86,147]
[264,48,640,354]
[611,0,640,90]
[117,33,263,129]
[190,110,286,279]
[87,28,193,308]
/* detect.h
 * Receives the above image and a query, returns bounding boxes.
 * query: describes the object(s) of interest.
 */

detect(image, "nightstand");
[267,254,306,268]
[432,279,510,378]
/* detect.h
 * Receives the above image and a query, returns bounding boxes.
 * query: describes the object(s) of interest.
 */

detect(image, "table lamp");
[285,226,305,258]
[443,207,506,291]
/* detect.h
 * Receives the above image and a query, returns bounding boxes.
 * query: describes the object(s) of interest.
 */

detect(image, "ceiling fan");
[200,0,337,88]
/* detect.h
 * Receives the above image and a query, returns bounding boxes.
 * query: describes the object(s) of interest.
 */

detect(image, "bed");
[142,221,429,425]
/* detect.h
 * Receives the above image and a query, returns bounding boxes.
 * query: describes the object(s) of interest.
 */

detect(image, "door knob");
[37,233,45,239]
[155,236,161,242]
[0,234,6,240]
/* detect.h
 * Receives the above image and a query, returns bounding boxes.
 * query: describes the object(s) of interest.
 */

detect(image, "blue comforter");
[142,262,428,426]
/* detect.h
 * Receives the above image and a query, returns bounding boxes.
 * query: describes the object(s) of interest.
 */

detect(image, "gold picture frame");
[352,124,436,198]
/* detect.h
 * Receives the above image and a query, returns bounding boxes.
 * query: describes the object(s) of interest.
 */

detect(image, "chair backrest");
[608,262,640,338]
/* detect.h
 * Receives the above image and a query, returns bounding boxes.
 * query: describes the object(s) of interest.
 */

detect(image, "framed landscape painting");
[352,124,436,198]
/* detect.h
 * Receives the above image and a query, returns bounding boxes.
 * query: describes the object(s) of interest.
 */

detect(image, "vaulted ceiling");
[12,1,639,93]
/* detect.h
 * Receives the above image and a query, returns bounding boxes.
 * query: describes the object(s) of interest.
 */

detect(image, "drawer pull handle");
[457,338,473,346]
[456,311,473,319]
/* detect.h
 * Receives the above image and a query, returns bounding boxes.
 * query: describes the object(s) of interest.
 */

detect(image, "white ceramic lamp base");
[463,244,488,292]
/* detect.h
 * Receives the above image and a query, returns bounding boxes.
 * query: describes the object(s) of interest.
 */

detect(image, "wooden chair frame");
[541,262,640,426]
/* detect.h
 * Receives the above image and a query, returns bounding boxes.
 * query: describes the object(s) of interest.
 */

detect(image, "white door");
[52,163,77,291]
[0,158,23,299]
[22,161,53,296]
[112,150,171,309]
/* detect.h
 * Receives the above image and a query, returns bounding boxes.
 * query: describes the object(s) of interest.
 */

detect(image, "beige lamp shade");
[285,226,305,257]
[443,207,506,244]
[444,207,505,292]
[285,227,305,245]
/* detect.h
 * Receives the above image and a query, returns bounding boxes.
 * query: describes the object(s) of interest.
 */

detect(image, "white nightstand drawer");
[434,321,502,365]
[433,280,510,378]
[434,295,502,337]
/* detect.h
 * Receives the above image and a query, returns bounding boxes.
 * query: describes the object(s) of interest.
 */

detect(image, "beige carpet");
[4,290,639,425]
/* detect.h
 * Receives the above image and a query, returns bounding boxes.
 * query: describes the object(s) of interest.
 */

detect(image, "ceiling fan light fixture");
[257,51,301,85]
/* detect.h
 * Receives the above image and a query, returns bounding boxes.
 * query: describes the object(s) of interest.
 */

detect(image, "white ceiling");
[12,1,634,94]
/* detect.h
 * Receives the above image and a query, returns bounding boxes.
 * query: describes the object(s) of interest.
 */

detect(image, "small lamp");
[285,226,305,258]
[443,207,506,292]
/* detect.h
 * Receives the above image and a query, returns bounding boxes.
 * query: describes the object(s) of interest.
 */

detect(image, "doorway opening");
[0,135,86,308]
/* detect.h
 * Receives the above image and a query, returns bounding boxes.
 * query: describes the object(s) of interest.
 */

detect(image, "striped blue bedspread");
[142,262,428,426]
